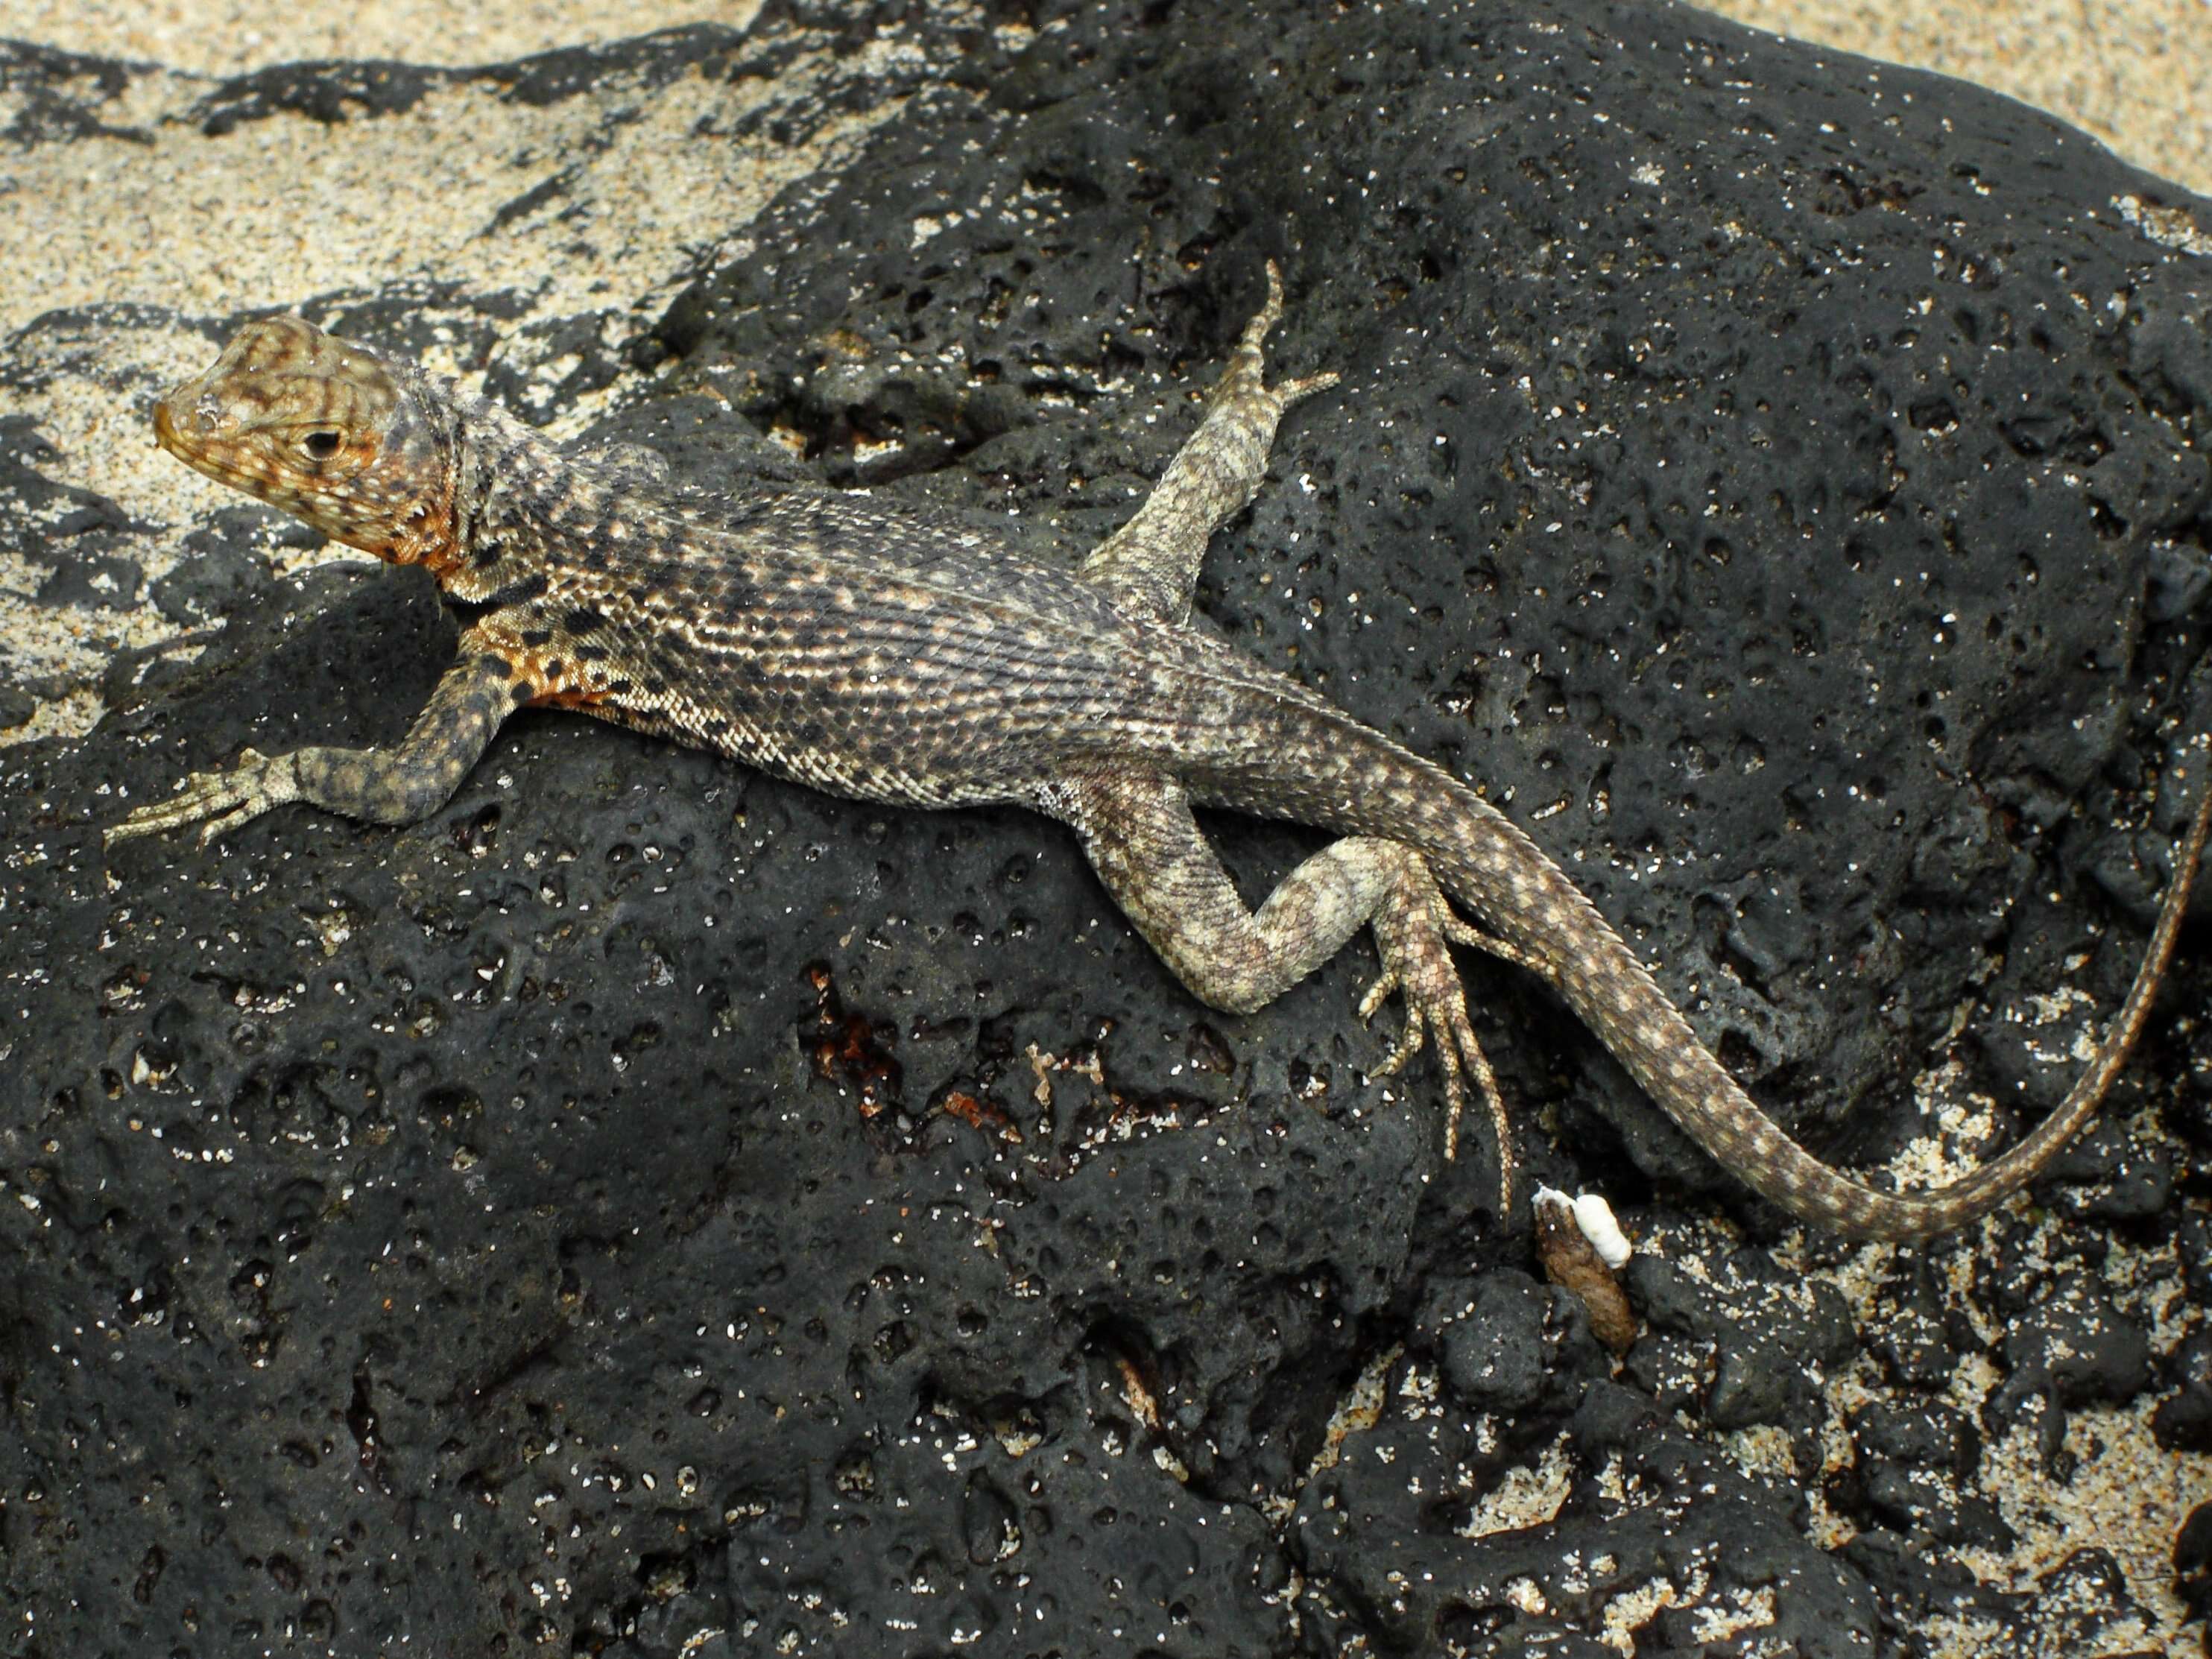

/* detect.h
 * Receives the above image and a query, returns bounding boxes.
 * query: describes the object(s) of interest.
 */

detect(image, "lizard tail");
[1187,694,2211,1241]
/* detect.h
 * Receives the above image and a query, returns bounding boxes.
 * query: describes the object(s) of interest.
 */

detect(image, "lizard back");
[458,450,1271,809]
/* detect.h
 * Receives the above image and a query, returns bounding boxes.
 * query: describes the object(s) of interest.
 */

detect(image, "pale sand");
[8,0,2209,196]
[10,1,766,81]
[1709,0,2212,197]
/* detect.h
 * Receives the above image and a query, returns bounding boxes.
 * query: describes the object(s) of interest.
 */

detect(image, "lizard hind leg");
[1360,853,1520,1213]
[1077,262,1339,625]
[1058,772,1521,1212]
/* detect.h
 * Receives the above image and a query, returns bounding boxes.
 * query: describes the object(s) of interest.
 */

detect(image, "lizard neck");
[341,360,472,580]
[434,396,604,601]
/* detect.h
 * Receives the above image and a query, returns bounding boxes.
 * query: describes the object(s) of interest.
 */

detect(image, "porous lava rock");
[3,2,2209,1654]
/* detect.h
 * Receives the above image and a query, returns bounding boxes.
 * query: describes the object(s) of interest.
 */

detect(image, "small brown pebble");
[1534,1189,1637,1353]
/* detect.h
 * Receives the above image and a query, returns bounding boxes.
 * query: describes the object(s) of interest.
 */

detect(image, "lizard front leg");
[1079,262,1337,625]
[1054,771,1520,1209]
[107,636,521,847]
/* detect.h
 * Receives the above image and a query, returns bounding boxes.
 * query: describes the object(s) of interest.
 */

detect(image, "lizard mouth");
[151,399,180,457]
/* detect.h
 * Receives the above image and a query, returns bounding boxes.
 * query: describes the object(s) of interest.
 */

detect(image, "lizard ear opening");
[303,430,341,458]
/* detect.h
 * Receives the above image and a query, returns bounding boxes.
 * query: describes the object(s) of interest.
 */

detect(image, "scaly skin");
[110,270,2212,1240]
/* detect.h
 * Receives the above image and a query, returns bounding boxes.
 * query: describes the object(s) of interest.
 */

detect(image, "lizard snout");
[152,387,232,466]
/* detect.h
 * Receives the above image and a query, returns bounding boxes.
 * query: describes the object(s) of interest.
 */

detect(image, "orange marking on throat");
[382,499,464,578]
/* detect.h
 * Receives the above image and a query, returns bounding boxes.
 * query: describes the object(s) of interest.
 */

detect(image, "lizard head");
[154,316,458,567]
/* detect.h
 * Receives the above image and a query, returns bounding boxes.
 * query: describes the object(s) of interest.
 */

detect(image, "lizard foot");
[106,748,301,847]
[1358,850,1518,1213]
[1233,262,1341,414]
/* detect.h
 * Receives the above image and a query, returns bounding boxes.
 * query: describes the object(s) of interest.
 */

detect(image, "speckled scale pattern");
[108,268,2212,1242]
[461,480,1217,806]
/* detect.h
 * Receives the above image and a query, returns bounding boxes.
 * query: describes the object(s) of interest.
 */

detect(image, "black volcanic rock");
[2,1,2209,1655]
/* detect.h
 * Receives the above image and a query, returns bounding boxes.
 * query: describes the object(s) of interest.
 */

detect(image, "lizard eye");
[302,430,341,458]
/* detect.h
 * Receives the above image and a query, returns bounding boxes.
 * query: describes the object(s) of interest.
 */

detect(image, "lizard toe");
[1366,1001,1426,1079]
[1357,966,1401,1025]
[1248,261,1289,339]
[110,771,227,844]
[1273,370,1341,410]
[193,796,268,847]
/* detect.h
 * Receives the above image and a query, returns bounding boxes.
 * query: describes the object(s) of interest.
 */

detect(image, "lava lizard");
[107,265,2212,1241]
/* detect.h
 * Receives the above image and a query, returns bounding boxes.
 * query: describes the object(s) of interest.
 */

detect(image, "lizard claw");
[1364,851,1518,1213]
